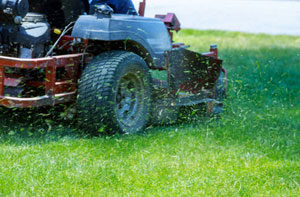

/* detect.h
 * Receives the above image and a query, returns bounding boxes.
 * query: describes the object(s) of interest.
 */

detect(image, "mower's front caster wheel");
[77,51,152,134]
[207,72,227,116]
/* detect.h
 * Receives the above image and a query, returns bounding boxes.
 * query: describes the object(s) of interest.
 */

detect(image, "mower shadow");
[0,103,216,145]
[0,106,83,144]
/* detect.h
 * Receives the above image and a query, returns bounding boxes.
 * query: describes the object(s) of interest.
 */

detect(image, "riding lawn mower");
[0,0,227,133]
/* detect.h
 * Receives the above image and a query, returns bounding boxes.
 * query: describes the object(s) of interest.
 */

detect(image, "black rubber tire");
[76,51,152,134]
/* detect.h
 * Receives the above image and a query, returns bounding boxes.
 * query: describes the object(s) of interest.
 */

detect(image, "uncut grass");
[0,30,299,196]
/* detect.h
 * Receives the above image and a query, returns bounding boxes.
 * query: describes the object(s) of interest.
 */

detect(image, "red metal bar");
[138,0,146,16]
[202,52,216,58]
[202,45,218,59]
[172,43,185,48]
[210,44,218,59]
[45,61,56,96]
[0,92,76,108]
[0,53,84,108]
[0,54,83,69]
[0,66,4,96]
[58,35,74,50]
[55,81,77,94]
[155,13,181,31]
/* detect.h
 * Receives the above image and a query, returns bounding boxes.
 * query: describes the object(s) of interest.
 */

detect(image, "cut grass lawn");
[0,30,299,196]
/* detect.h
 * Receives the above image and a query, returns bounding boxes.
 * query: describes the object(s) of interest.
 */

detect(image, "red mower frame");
[0,0,227,109]
[0,53,83,108]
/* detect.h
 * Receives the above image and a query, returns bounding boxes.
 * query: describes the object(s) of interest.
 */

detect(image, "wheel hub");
[116,73,144,127]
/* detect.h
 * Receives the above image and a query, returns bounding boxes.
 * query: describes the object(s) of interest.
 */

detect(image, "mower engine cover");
[17,13,50,57]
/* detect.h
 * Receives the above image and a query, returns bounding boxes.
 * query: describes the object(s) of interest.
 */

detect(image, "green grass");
[0,30,299,196]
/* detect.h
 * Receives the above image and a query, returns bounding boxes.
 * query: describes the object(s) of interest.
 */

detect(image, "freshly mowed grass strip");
[0,30,299,196]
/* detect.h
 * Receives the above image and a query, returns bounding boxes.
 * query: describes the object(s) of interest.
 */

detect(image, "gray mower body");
[72,14,172,68]
[72,12,224,108]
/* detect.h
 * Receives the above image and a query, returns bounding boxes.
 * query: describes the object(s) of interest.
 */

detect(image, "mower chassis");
[0,46,226,109]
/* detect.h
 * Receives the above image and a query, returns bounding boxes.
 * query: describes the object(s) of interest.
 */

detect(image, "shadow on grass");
[0,102,214,145]
[0,106,83,145]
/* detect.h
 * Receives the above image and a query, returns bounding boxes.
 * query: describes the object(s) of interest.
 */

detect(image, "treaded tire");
[77,51,152,134]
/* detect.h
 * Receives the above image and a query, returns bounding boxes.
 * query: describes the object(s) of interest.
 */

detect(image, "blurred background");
[133,0,300,35]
